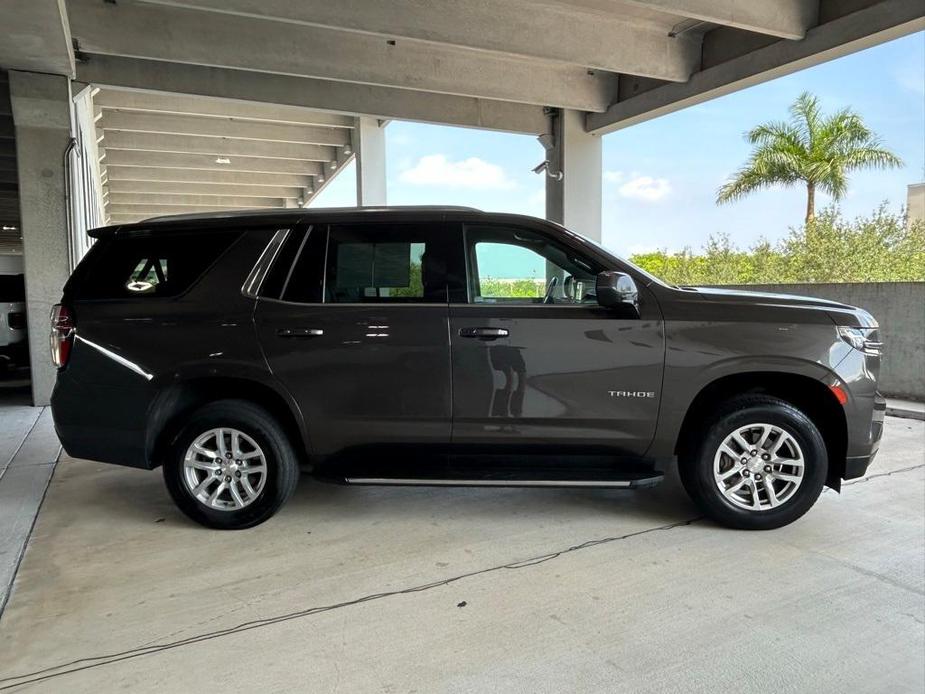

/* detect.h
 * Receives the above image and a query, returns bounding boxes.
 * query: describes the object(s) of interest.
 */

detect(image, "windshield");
[572,233,672,288]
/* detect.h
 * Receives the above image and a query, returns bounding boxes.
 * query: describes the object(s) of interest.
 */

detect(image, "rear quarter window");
[74,231,241,300]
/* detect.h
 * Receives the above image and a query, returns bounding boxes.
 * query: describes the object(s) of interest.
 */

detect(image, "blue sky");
[312,32,925,258]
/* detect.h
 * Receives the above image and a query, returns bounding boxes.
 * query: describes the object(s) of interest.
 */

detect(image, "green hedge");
[629,205,925,285]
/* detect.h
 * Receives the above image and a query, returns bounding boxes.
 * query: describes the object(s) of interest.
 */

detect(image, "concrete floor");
[0,418,922,693]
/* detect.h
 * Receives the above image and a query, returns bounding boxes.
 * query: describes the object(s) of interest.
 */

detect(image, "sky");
[311,31,925,258]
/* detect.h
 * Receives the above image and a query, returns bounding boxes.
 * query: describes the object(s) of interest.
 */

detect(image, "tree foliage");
[716,92,903,223]
[631,205,925,285]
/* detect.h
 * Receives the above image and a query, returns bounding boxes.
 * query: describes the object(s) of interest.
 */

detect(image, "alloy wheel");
[713,423,805,512]
[182,428,268,511]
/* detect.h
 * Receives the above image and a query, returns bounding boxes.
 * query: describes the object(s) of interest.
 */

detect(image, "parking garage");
[0,1,923,691]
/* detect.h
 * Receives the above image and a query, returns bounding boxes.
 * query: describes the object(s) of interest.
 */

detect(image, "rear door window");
[282,223,463,304]
[75,231,241,299]
[326,224,451,304]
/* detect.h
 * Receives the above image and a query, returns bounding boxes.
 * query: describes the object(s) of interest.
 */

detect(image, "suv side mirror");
[596,271,639,313]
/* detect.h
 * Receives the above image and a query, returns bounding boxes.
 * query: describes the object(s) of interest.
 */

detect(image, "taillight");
[50,304,75,368]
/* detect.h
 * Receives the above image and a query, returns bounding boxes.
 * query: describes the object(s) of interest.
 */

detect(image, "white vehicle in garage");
[0,256,28,373]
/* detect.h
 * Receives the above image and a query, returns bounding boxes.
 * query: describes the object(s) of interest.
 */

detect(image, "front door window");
[467,226,600,305]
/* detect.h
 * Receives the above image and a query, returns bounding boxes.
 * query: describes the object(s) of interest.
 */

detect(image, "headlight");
[837,326,882,356]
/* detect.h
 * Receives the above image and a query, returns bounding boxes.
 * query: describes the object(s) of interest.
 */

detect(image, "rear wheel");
[163,399,299,529]
[680,395,827,530]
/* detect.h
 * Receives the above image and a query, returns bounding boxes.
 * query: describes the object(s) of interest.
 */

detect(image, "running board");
[345,474,663,489]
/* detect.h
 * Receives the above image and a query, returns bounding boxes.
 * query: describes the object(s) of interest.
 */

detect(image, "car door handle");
[277,328,324,338]
[459,327,509,340]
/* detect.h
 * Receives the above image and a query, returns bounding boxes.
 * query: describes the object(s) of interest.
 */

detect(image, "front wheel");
[680,395,828,530]
[163,399,300,529]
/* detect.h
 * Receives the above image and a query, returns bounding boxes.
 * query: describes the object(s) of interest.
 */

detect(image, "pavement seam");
[0,517,702,689]
[3,460,923,689]
[0,408,43,483]
[0,457,60,620]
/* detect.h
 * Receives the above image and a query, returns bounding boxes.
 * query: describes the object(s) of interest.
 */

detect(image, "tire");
[679,395,827,530]
[163,399,300,529]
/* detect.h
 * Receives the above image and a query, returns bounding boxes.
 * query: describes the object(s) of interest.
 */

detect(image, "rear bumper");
[50,367,154,470]
[53,417,151,469]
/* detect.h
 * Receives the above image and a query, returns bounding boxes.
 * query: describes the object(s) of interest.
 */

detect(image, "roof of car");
[88,206,489,237]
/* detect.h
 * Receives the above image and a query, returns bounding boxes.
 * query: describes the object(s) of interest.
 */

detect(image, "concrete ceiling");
[0,1,919,137]
[0,0,922,225]
[94,90,359,224]
[61,0,924,136]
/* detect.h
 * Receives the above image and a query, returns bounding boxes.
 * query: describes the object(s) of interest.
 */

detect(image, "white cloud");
[604,170,672,202]
[399,154,517,190]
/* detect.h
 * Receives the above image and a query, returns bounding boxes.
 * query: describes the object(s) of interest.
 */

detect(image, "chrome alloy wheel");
[182,428,268,511]
[713,423,805,512]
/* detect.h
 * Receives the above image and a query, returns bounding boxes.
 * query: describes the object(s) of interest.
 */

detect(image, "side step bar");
[345,474,663,489]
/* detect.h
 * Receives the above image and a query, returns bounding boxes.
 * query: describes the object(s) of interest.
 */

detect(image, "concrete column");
[354,117,387,206]
[10,71,73,406]
[545,108,602,242]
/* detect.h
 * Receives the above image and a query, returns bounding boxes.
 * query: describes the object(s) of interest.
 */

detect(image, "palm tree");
[717,92,902,224]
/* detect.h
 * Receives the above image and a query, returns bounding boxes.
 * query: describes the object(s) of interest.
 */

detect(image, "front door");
[450,223,664,455]
[255,222,456,456]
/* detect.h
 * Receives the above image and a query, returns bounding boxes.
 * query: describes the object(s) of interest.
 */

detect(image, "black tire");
[679,395,827,530]
[163,399,300,530]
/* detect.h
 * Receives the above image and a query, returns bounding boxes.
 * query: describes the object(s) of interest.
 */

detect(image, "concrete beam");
[100,111,351,146]
[102,132,336,162]
[104,151,323,177]
[588,0,925,134]
[108,193,287,208]
[78,56,549,135]
[537,0,817,39]
[108,199,284,215]
[306,151,356,206]
[0,0,74,77]
[354,117,386,206]
[68,0,618,111]
[106,180,304,199]
[134,0,700,80]
[545,109,602,242]
[94,90,354,128]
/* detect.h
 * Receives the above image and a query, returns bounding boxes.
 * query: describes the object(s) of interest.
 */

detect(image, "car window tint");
[322,224,451,304]
[465,225,600,305]
[280,226,328,303]
[75,231,241,300]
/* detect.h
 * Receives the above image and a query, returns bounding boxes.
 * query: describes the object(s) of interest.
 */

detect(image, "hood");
[673,286,877,327]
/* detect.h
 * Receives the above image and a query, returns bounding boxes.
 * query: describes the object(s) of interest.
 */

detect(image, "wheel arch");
[674,371,848,489]
[146,376,309,469]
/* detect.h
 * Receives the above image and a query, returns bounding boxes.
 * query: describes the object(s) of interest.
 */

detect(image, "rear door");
[449,222,664,455]
[255,221,456,456]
